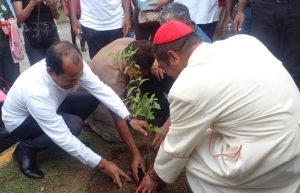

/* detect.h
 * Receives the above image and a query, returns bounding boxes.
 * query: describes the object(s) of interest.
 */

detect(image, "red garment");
[67,0,81,15]
[218,0,225,7]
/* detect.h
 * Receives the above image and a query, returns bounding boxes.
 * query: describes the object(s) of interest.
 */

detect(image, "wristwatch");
[125,114,135,127]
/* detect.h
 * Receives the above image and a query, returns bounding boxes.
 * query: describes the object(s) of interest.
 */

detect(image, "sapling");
[108,46,162,167]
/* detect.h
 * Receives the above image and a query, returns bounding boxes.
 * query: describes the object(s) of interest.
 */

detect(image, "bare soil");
[87,135,192,193]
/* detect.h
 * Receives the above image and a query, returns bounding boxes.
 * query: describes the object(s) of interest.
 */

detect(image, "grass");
[58,7,69,21]
[0,130,128,193]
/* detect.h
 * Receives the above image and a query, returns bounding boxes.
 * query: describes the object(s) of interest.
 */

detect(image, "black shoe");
[81,47,86,52]
[12,145,44,179]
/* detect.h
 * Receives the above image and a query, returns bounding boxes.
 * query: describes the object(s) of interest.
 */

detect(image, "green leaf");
[135,108,143,116]
[126,86,137,97]
[151,126,163,133]
[107,51,114,56]
[152,102,161,110]
[138,78,149,87]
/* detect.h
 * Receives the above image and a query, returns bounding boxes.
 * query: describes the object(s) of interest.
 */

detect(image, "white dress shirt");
[2,60,130,167]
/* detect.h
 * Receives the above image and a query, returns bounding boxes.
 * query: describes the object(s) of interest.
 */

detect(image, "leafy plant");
[108,45,162,166]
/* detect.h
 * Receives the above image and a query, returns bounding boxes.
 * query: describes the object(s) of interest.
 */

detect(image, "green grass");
[58,7,69,21]
[0,126,156,193]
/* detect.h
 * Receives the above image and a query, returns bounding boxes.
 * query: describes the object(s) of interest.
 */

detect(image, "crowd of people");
[1,0,300,192]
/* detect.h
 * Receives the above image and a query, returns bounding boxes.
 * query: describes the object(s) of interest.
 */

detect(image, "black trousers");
[81,25,123,59]
[251,0,300,90]
[10,92,99,151]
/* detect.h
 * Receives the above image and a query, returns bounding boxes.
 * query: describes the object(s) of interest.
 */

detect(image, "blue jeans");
[251,0,300,90]
[81,25,123,59]
[23,24,60,66]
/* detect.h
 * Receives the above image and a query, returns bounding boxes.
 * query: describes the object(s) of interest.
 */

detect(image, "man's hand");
[222,16,233,36]
[152,126,168,150]
[98,158,131,188]
[148,0,170,10]
[151,60,165,81]
[71,19,82,39]
[139,173,160,193]
[129,118,149,137]
[132,154,146,181]
[44,0,58,11]
[123,17,131,37]
[232,11,245,35]
[152,117,170,149]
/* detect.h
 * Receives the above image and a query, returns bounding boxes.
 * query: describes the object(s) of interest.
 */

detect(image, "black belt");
[25,21,55,30]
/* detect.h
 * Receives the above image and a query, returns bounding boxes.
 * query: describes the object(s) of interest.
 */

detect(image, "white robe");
[154,35,300,192]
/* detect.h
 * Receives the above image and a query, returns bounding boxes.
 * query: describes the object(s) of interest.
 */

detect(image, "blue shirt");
[193,21,212,43]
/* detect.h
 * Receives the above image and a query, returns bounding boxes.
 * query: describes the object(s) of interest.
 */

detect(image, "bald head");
[46,41,82,75]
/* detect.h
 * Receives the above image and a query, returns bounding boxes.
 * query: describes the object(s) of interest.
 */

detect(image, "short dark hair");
[45,41,82,75]
[124,40,155,70]
[153,33,201,63]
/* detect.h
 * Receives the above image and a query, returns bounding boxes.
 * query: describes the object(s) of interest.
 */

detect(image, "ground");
[0,19,192,192]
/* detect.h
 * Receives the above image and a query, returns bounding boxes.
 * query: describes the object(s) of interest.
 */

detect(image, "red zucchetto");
[153,21,193,45]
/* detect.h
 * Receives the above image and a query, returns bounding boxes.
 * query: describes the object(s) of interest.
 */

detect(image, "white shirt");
[174,0,219,24]
[2,60,130,168]
[154,35,300,192]
[80,0,124,31]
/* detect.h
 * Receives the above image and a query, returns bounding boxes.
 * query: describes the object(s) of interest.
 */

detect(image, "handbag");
[23,3,44,48]
[137,0,161,27]
[138,10,161,27]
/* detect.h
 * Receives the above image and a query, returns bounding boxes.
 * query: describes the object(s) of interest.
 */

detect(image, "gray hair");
[160,2,191,25]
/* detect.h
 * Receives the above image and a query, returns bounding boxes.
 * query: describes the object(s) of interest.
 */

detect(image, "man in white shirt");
[69,0,131,59]
[139,21,300,192]
[2,41,148,187]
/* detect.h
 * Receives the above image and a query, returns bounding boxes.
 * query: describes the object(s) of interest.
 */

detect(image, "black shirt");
[11,0,53,23]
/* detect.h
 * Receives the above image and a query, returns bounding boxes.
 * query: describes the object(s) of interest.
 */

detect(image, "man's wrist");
[124,114,135,127]
[148,169,161,182]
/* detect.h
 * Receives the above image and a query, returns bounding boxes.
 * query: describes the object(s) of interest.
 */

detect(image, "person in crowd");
[69,0,131,59]
[2,42,149,187]
[0,0,20,89]
[160,2,211,43]
[79,38,170,181]
[12,0,60,66]
[231,0,300,91]
[61,0,86,52]
[222,0,253,37]
[174,0,219,40]
[213,0,226,41]
[139,21,300,193]
[132,0,173,42]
